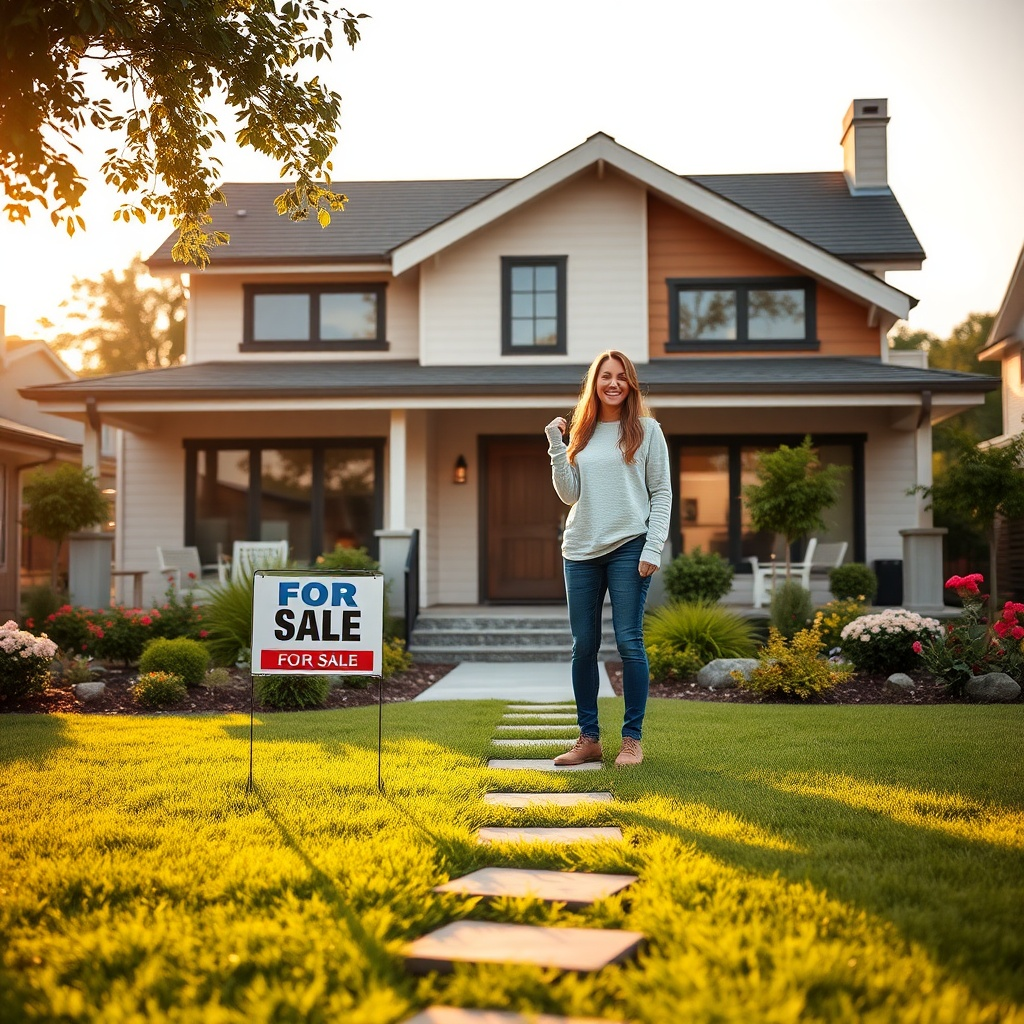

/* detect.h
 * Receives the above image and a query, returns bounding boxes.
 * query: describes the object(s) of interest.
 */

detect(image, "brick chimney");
[841,98,890,194]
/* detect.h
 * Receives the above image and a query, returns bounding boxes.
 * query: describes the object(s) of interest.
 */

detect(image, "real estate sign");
[250,570,385,676]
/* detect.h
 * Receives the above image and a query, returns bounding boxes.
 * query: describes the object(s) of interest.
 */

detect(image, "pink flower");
[994,621,1009,637]
[140,616,152,626]
[1013,626,1024,640]
[199,629,209,639]
[912,641,923,654]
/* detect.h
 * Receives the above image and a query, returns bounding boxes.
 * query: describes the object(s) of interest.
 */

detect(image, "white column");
[388,408,407,529]
[914,418,933,528]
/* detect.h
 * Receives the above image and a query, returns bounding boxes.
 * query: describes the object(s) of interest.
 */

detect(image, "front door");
[483,437,566,601]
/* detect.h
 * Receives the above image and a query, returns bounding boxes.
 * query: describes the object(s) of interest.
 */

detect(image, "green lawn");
[1,699,1022,1023]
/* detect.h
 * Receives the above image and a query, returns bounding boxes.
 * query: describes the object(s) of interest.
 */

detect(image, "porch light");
[453,455,468,485]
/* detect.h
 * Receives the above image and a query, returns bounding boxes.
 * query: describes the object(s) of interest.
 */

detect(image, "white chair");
[156,546,225,601]
[811,541,848,577]
[749,537,818,609]
[230,539,289,583]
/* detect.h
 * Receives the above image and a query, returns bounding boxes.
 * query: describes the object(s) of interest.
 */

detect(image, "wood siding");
[646,196,879,358]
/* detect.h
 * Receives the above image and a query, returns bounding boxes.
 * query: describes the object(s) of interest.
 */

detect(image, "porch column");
[913,417,933,528]
[388,408,407,529]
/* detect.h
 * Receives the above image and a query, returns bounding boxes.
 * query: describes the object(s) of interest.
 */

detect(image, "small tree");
[916,431,1024,609]
[743,436,847,577]
[20,464,109,590]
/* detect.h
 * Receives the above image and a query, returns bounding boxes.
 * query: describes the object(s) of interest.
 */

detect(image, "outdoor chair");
[230,539,289,583]
[810,541,848,578]
[156,546,225,601]
[748,537,818,609]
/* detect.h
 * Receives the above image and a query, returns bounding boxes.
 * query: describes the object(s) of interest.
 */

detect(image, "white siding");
[420,169,648,367]
[188,270,420,362]
[1002,347,1024,438]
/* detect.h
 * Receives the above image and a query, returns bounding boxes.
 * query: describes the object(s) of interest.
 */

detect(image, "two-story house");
[22,100,996,614]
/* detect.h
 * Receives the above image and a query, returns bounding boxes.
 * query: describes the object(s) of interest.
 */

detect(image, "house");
[0,311,116,620]
[21,99,997,620]
[977,242,1024,598]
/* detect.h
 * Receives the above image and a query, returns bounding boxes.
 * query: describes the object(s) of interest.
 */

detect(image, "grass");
[1,700,1022,1023]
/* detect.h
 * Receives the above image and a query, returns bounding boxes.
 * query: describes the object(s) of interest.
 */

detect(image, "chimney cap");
[843,98,889,135]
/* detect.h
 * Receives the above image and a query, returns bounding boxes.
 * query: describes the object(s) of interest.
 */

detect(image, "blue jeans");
[563,534,652,741]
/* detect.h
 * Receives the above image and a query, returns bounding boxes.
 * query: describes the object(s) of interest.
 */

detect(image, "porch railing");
[404,528,420,642]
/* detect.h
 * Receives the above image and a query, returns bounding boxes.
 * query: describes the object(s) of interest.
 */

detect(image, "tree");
[916,432,1024,609]
[21,464,110,590]
[44,255,186,374]
[743,436,847,577]
[1,0,367,266]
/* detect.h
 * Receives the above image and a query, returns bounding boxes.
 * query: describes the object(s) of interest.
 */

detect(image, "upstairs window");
[501,256,567,355]
[667,277,817,351]
[242,284,387,351]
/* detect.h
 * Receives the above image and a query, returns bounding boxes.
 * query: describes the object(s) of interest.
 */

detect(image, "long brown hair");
[566,350,650,465]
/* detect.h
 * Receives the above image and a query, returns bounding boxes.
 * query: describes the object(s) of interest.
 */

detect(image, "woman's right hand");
[545,416,567,437]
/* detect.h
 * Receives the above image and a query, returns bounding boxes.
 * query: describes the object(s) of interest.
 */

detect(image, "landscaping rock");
[965,673,1021,704]
[73,681,106,701]
[696,658,759,690]
[885,673,916,694]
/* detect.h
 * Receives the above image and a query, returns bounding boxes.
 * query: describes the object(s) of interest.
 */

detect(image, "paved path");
[413,661,613,702]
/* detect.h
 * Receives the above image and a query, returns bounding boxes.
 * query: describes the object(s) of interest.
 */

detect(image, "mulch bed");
[604,663,988,705]
[0,664,455,716]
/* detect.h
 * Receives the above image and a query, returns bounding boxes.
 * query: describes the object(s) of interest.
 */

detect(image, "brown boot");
[553,735,603,766]
[615,737,643,767]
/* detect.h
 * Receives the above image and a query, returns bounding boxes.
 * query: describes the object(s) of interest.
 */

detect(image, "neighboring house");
[21,99,997,613]
[977,242,1024,598]
[0,314,116,620]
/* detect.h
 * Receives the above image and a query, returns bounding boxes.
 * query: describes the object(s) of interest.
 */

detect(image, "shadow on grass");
[0,714,74,766]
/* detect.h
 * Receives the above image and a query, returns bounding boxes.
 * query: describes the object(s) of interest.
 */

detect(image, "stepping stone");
[405,1007,619,1023]
[495,724,578,733]
[404,1010,619,1024]
[491,738,576,748]
[501,713,577,721]
[505,704,576,712]
[488,759,601,772]
[434,867,637,906]
[478,827,623,845]
[404,920,644,974]
[483,792,614,807]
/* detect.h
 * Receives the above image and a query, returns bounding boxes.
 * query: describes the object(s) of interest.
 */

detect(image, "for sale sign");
[250,570,385,676]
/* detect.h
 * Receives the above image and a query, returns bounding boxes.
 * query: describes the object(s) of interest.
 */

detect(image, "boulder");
[884,673,916,694]
[965,673,1021,704]
[696,658,759,690]
[73,681,106,701]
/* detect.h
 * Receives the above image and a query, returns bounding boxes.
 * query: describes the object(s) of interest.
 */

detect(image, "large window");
[242,284,387,351]
[667,277,816,351]
[501,257,567,354]
[185,439,383,566]
[673,435,863,567]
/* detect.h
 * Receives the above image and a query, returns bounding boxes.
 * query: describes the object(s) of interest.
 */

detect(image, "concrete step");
[410,645,619,663]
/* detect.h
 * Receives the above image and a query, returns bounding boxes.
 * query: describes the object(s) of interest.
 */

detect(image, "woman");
[544,350,672,767]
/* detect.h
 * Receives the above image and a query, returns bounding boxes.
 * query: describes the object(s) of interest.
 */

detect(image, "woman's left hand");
[638,560,659,577]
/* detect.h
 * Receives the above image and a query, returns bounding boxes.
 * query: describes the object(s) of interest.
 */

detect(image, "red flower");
[1013,626,1024,640]
[994,621,1009,637]
[25,618,34,629]
[188,571,197,580]
[199,629,209,638]
[141,616,152,626]
[912,640,923,654]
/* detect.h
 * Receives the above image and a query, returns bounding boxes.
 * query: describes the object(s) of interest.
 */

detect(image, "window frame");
[241,283,388,352]
[666,276,818,352]
[500,256,568,356]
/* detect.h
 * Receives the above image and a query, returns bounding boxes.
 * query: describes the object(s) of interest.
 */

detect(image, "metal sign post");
[247,569,386,793]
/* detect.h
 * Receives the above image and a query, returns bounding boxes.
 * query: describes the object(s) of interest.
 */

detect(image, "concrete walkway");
[413,661,614,702]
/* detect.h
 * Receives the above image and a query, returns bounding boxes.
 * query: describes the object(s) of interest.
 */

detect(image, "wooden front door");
[484,438,566,602]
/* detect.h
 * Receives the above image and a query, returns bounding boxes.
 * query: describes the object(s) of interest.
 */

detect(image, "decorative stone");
[404,920,644,974]
[433,867,637,905]
[404,1006,619,1023]
[695,658,759,690]
[488,759,601,772]
[73,681,106,701]
[965,673,1021,703]
[478,827,623,845]
[482,792,614,807]
[885,673,916,693]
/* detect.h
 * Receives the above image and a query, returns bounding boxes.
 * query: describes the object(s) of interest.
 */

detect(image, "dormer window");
[501,256,567,355]
[242,283,387,351]
[667,277,817,351]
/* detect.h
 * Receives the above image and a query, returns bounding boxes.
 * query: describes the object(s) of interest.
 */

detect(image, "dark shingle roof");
[20,358,996,402]
[687,172,925,262]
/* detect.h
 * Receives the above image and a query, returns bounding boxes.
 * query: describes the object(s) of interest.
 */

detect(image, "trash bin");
[873,559,903,606]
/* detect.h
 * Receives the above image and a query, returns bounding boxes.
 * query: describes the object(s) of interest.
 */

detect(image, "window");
[242,284,387,351]
[501,257,567,355]
[667,277,816,351]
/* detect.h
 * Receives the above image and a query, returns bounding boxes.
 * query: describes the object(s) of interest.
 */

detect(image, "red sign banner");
[260,649,375,672]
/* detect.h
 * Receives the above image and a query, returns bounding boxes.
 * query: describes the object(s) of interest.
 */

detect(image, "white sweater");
[546,417,672,566]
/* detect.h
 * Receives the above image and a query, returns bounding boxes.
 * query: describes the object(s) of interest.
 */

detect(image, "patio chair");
[810,541,848,577]
[156,546,226,601]
[230,539,289,583]
[748,537,818,609]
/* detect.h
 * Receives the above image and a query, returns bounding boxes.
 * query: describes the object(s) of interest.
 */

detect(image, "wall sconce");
[453,455,468,485]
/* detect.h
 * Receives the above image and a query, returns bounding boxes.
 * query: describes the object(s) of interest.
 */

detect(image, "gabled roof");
[979,242,1024,362]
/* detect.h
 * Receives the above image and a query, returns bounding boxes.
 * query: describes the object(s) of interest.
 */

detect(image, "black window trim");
[666,276,818,352]
[241,282,388,352]
[501,255,568,356]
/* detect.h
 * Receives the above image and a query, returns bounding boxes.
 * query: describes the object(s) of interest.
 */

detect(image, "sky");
[2,0,1022,346]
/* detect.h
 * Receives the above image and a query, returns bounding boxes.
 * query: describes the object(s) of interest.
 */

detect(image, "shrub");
[645,601,758,680]
[840,608,942,674]
[203,576,257,666]
[739,619,853,699]
[256,674,330,709]
[41,604,93,656]
[816,597,869,652]
[149,583,207,642]
[204,667,232,688]
[59,655,96,685]
[829,563,878,604]
[0,620,57,699]
[316,544,380,572]
[132,670,187,708]
[663,547,734,603]
[769,581,814,640]
[345,637,414,688]
[20,585,63,631]
[88,606,158,665]
[139,637,210,686]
